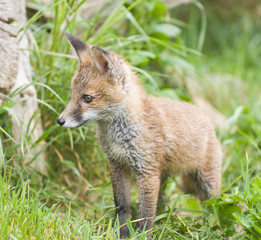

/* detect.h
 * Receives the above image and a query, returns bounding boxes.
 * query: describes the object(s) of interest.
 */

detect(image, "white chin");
[62,110,100,128]
[82,110,100,122]
[62,117,83,128]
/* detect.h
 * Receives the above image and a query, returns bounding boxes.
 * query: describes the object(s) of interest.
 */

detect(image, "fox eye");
[83,94,94,103]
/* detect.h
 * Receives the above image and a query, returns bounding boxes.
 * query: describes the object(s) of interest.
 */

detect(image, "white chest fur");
[97,115,145,172]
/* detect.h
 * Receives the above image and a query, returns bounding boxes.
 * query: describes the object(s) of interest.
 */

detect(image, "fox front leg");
[136,173,161,239]
[109,162,131,238]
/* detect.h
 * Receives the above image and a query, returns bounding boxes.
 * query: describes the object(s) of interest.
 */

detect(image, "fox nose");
[57,117,65,126]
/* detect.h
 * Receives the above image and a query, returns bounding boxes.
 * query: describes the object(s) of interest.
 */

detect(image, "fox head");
[57,33,132,128]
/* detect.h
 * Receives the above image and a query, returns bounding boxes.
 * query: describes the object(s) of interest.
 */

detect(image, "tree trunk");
[0,0,46,173]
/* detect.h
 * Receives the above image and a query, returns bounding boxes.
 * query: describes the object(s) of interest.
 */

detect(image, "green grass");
[1,0,261,239]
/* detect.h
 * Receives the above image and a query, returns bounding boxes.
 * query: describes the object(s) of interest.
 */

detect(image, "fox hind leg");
[136,173,161,239]
[179,170,216,202]
[157,172,168,212]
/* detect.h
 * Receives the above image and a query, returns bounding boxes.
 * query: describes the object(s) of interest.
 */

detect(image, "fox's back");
[142,96,222,173]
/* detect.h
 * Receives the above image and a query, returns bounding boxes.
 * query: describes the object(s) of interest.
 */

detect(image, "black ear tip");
[64,32,84,46]
[64,33,89,61]
[64,32,73,40]
[64,32,79,43]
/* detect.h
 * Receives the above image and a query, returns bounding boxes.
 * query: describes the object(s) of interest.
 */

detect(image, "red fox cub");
[57,33,222,239]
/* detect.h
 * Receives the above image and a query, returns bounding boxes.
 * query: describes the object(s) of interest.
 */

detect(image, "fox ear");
[91,46,110,74]
[65,33,89,63]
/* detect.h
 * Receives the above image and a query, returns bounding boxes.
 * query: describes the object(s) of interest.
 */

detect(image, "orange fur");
[58,34,223,239]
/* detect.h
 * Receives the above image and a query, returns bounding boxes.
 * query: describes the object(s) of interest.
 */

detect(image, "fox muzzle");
[57,117,65,126]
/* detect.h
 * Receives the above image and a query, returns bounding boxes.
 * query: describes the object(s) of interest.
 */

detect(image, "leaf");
[219,204,241,220]
[154,23,181,38]
[129,50,156,67]
[158,89,178,100]
[234,212,261,237]
[150,1,167,18]
[165,55,195,71]
[203,198,241,237]
[150,31,169,40]
[218,205,240,236]
[251,177,261,193]
[129,55,149,66]
[233,212,252,229]
[202,198,215,208]
[253,223,261,235]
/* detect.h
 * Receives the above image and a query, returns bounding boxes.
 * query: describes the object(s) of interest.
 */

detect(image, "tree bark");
[0,0,46,173]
